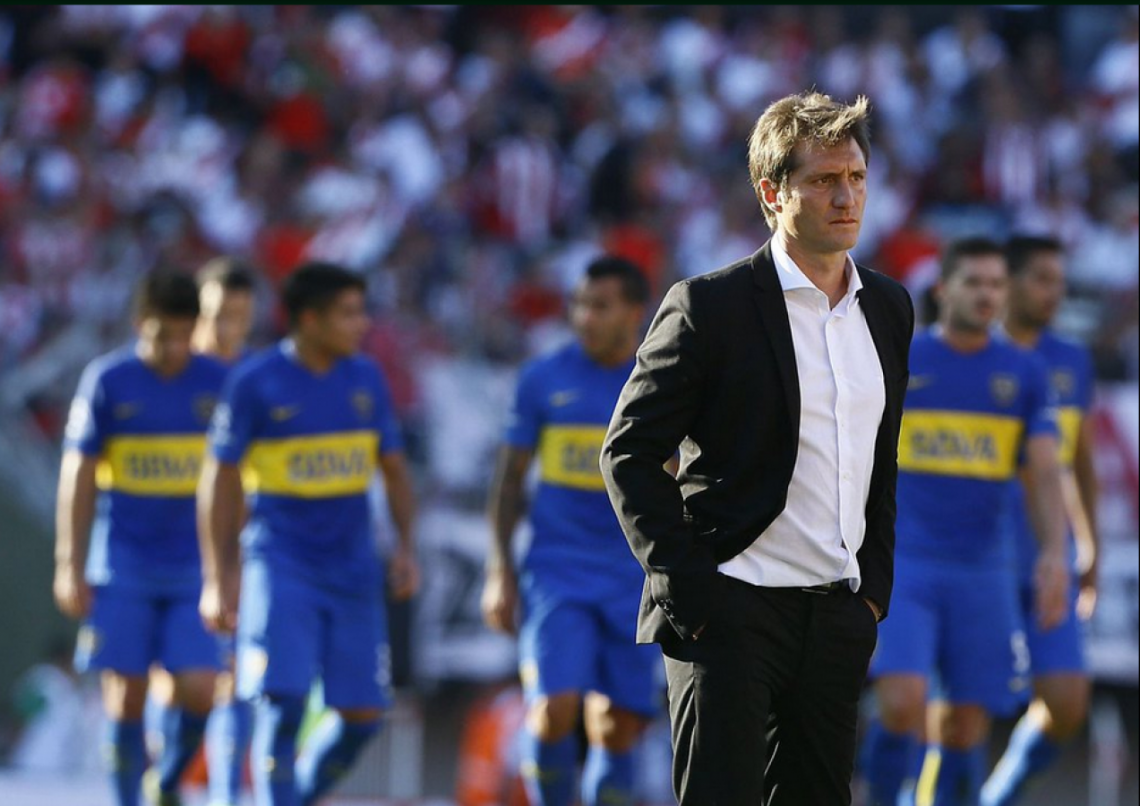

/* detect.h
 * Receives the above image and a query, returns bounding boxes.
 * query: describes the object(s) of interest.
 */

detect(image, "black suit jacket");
[600,242,914,644]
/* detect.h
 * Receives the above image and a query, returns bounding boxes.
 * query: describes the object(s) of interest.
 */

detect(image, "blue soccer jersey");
[209,341,403,594]
[1003,330,1094,582]
[895,330,1057,566]
[506,342,643,600]
[64,348,228,593]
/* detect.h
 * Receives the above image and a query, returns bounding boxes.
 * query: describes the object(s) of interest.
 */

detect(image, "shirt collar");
[771,236,862,310]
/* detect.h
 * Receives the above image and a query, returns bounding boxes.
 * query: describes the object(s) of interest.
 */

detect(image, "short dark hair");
[1005,235,1063,277]
[940,237,1005,280]
[196,256,257,293]
[134,271,200,320]
[281,262,366,328]
[583,255,650,305]
[748,92,872,228]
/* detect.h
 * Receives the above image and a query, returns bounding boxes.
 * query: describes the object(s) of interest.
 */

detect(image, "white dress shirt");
[718,239,886,590]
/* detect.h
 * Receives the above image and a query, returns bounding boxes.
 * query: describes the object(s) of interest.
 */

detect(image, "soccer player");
[481,256,658,806]
[198,262,418,806]
[195,258,258,806]
[860,237,1070,806]
[981,236,1099,806]
[193,257,258,365]
[54,272,228,806]
[148,258,259,806]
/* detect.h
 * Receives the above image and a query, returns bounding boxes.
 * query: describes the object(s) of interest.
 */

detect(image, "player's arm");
[481,445,533,635]
[198,456,244,634]
[1070,414,1100,619]
[378,450,418,601]
[1022,432,1070,630]
[53,449,98,619]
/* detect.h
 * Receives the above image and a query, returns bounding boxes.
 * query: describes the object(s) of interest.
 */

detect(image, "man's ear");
[759,178,782,213]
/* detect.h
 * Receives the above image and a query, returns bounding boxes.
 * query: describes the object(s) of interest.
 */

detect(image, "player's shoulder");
[1040,330,1091,366]
[227,343,287,384]
[518,341,585,388]
[87,345,139,378]
[188,353,230,382]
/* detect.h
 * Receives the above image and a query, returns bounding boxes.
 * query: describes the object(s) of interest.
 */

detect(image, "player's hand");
[481,565,518,635]
[388,545,420,602]
[53,563,91,619]
[1033,550,1070,630]
[1076,561,1098,622]
[200,573,239,635]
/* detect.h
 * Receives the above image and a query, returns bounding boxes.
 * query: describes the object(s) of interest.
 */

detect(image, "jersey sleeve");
[504,361,544,450]
[370,363,405,455]
[63,361,110,456]
[1022,352,1059,440]
[209,367,260,464]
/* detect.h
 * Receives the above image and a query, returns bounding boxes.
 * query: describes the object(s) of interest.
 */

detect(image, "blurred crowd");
[1,5,1137,441]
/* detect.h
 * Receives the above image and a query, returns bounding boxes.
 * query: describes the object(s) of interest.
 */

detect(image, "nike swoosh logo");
[549,390,579,407]
[270,405,301,422]
[114,402,142,420]
[907,375,935,391]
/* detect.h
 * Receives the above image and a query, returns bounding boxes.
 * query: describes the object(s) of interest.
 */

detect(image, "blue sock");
[104,719,146,806]
[156,707,208,793]
[296,712,380,806]
[862,720,919,806]
[252,696,306,806]
[981,717,1063,806]
[521,730,577,806]
[932,745,986,806]
[581,745,635,806]
[207,699,253,805]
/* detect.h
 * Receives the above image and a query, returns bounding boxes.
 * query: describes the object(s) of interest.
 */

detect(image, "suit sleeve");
[857,284,914,619]
[601,281,717,640]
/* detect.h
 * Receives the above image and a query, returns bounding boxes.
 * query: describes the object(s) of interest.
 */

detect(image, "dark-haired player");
[55,272,228,806]
[198,262,417,806]
[481,256,659,806]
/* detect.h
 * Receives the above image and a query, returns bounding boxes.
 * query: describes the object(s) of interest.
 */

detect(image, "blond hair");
[747,92,871,228]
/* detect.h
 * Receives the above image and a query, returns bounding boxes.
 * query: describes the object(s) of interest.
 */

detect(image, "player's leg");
[932,568,1026,806]
[918,702,990,806]
[517,585,597,806]
[76,586,158,806]
[205,662,253,806]
[296,587,388,806]
[143,592,223,805]
[862,563,938,806]
[580,596,659,806]
[239,561,319,806]
[101,671,151,806]
[982,583,1089,806]
[581,694,647,806]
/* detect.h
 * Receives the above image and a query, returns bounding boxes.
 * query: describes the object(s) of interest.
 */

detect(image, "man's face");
[940,254,1009,333]
[767,137,867,256]
[571,276,643,363]
[303,288,370,358]
[137,315,196,375]
[1010,250,1065,329]
[199,281,255,358]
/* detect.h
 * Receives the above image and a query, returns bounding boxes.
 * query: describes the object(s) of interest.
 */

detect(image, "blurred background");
[0,5,1135,804]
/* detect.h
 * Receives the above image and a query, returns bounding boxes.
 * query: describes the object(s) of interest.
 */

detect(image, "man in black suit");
[600,91,914,804]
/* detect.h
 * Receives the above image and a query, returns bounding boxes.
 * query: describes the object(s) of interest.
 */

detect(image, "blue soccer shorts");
[870,556,1029,715]
[519,579,661,717]
[75,584,225,675]
[1018,577,1087,676]
[235,560,391,710]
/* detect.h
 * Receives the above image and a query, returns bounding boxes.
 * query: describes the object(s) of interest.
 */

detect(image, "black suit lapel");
[855,268,895,380]
[750,244,800,430]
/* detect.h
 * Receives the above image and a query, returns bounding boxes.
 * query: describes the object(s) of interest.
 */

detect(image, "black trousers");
[661,574,879,805]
